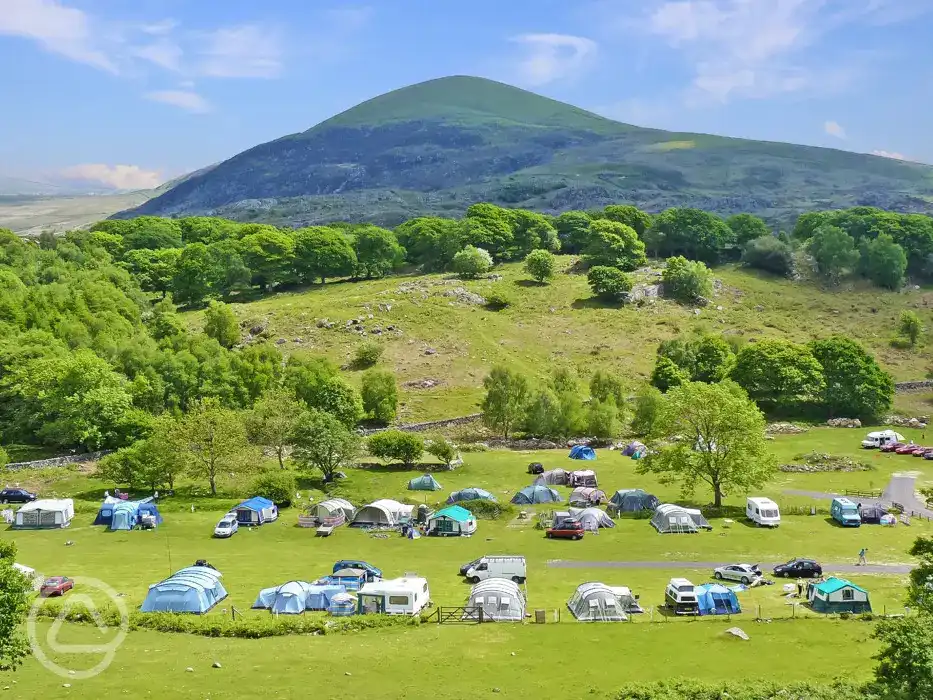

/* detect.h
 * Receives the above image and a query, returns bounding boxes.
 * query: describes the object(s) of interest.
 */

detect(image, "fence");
[845,489,883,499]
[424,606,484,624]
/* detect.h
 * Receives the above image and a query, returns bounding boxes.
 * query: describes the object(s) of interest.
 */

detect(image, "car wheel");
[741,577,750,585]
[513,577,526,585]
[574,535,582,540]
[714,571,722,580]
[469,576,480,584]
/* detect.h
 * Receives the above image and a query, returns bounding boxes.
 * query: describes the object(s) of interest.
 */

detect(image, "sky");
[1,0,931,191]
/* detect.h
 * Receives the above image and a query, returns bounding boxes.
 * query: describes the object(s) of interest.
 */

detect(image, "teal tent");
[809,578,871,614]
[408,474,442,491]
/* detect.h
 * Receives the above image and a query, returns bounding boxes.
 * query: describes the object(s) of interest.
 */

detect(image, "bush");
[742,235,794,277]
[353,341,385,368]
[661,256,713,303]
[484,286,513,310]
[250,471,297,507]
[368,430,424,465]
[0,445,8,468]
[426,434,458,467]
[361,369,398,423]
[203,301,240,348]
[456,499,513,520]
[587,266,634,303]
[523,249,556,283]
[631,385,663,436]
[451,245,493,279]
[613,679,866,700]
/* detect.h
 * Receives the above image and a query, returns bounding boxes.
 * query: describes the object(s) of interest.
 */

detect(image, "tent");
[511,485,562,505]
[92,496,123,527]
[252,581,345,614]
[447,488,497,505]
[684,508,713,531]
[235,497,278,526]
[408,474,442,491]
[569,487,606,507]
[468,579,525,622]
[608,489,659,515]
[567,582,629,621]
[568,470,598,488]
[650,504,699,534]
[569,445,596,460]
[808,577,871,614]
[569,507,615,531]
[94,497,158,530]
[350,499,413,527]
[428,506,477,536]
[110,501,142,530]
[13,499,74,529]
[310,498,355,521]
[621,441,647,457]
[326,568,368,592]
[328,592,357,617]
[695,583,741,615]
[858,503,887,524]
[534,469,569,486]
[140,566,228,614]
[137,502,163,528]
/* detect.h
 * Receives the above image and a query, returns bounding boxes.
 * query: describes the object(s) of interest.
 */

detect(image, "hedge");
[613,679,869,700]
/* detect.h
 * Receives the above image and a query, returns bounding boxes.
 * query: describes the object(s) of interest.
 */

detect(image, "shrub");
[353,341,385,368]
[0,445,8,468]
[368,430,424,465]
[451,245,493,279]
[898,310,923,347]
[456,499,512,520]
[426,434,458,467]
[587,266,634,303]
[742,235,795,277]
[484,286,513,310]
[523,249,556,283]
[203,300,240,348]
[661,256,713,303]
[631,385,663,436]
[250,470,297,507]
[361,369,398,423]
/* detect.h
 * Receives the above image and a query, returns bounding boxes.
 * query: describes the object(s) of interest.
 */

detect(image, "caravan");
[746,497,781,527]
[357,577,430,616]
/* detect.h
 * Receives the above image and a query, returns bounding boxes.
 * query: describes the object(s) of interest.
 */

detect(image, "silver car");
[713,564,762,584]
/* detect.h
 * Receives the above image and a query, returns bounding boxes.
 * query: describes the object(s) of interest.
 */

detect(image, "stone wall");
[5,450,112,471]
[360,413,483,436]
[895,380,933,394]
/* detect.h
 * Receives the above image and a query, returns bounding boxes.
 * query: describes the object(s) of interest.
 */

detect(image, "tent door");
[437,519,454,533]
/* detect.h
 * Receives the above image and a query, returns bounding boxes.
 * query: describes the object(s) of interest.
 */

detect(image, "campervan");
[862,430,904,449]
[357,577,430,616]
[831,497,861,527]
[464,555,526,584]
[746,497,781,527]
[664,577,699,615]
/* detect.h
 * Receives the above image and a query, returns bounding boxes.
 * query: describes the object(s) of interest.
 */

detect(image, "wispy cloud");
[824,120,847,139]
[133,39,183,72]
[60,163,163,190]
[145,89,212,114]
[197,25,283,79]
[511,33,598,86]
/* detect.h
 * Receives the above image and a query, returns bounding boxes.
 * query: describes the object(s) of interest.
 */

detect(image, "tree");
[583,220,647,271]
[239,228,295,290]
[291,408,361,482]
[245,387,304,469]
[121,216,183,251]
[808,336,894,419]
[587,397,621,439]
[553,211,593,254]
[730,340,825,412]
[172,242,217,305]
[510,209,559,256]
[691,334,735,383]
[206,239,252,298]
[727,213,771,246]
[523,388,563,439]
[180,398,256,495]
[426,434,458,468]
[524,249,556,283]
[250,470,297,507]
[368,430,424,466]
[123,248,181,296]
[394,217,462,270]
[462,203,515,260]
[353,341,384,368]
[862,233,907,289]
[661,256,713,303]
[284,355,363,427]
[638,380,776,507]
[481,365,530,438]
[452,245,493,278]
[645,208,736,263]
[599,205,652,237]
[587,266,634,303]
[590,369,626,407]
[352,226,404,278]
[630,385,663,436]
[0,541,31,671]
[650,356,688,392]
[203,300,240,349]
[871,614,933,700]
[293,227,356,284]
[741,236,795,277]
[899,310,924,347]
[361,369,398,423]
[808,225,859,283]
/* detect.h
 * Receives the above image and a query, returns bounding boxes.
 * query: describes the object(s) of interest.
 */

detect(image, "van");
[465,555,527,584]
[746,497,781,527]
[664,577,699,615]
[861,430,904,449]
[831,497,861,527]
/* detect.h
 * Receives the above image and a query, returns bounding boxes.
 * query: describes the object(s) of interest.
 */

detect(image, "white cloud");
[871,149,909,161]
[511,33,598,86]
[133,39,183,71]
[145,89,212,114]
[197,25,283,78]
[140,19,177,36]
[824,120,847,139]
[60,164,163,190]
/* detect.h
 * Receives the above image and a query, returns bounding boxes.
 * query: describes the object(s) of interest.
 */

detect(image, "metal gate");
[435,606,484,624]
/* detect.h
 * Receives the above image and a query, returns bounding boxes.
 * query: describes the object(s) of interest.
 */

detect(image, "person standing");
[858,548,868,566]
[796,579,804,597]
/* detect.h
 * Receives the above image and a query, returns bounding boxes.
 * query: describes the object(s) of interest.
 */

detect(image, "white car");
[713,564,762,584]
[213,514,238,538]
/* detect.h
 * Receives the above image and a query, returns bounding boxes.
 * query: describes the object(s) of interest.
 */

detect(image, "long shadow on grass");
[571,297,619,310]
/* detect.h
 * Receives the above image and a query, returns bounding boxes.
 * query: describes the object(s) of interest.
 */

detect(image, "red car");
[40,576,74,597]
[895,444,922,455]
[913,447,933,457]
[546,520,585,540]
[880,442,904,453]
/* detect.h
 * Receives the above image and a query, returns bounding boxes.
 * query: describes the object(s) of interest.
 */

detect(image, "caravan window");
[762,509,778,517]
[422,583,429,594]
[388,595,409,606]
[499,597,510,609]
[842,589,854,601]
[755,507,760,515]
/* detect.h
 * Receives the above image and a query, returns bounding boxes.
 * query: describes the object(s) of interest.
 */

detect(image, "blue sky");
[1,0,931,190]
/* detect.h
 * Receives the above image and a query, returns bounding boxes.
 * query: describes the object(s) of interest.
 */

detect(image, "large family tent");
[252,581,345,614]
[235,497,278,526]
[569,507,615,531]
[608,489,659,515]
[650,504,699,534]
[427,506,477,536]
[534,469,569,486]
[328,593,357,617]
[696,584,741,615]
[350,499,413,527]
[140,566,228,614]
[569,445,596,460]
[569,487,607,507]
[310,498,355,521]
[13,499,74,529]
[808,578,872,614]
[408,474,442,491]
[621,441,647,458]
[447,488,496,505]
[858,503,887,524]
[94,497,159,530]
[567,583,629,622]
[568,470,598,488]
[468,579,526,622]
[511,485,562,505]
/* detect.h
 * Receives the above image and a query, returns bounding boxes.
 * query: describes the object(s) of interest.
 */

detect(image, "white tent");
[569,487,607,507]
[311,498,355,521]
[567,582,628,622]
[569,507,615,531]
[650,504,699,534]
[534,469,569,486]
[14,499,74,529]
[350,499,413,527]
[468,579,525,622]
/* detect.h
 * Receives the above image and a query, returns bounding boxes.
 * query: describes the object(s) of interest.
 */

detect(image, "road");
[546,560,912,574]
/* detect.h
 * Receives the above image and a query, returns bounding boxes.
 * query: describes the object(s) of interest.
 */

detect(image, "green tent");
[408,474,442,491]
[809,577,871,614]
[427,505,477,536]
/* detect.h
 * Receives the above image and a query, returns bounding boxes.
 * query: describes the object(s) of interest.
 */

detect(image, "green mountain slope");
[118,76,933,227]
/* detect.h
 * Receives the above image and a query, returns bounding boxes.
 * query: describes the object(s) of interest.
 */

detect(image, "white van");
[746,497,781,527]
[465,555,526,584]
[357,577,430,616]
[861,430,904,449]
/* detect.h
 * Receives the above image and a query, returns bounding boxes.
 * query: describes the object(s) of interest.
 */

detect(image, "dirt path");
[546,560,912,574]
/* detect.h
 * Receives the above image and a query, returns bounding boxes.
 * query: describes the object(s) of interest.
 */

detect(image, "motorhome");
[464,555,526,584]
[746,497,781,527]
[357,576,430,616]
[665,577,699,615]
[831,497,861,527]
[861,430,904,449]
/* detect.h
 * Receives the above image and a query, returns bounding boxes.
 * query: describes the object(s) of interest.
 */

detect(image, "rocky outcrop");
[766,422,809,435]
[826,418,862,428]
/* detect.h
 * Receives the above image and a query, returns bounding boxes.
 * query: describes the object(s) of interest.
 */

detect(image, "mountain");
[117,76,933,227]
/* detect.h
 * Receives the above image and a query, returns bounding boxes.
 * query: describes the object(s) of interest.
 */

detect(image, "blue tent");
[92,497,122,527]
[695,584,741,616]
[252,581,346,614]
[511,485,562,505]
[447,488,497,505]
[138,502,163,526]
[569,446,596,460]
[326,568,368,592]
[94,497,160,530]
[140,566,228,614]
[235,497,278,525]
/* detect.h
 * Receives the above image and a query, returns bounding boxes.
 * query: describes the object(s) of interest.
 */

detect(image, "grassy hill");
[118,76,933,228]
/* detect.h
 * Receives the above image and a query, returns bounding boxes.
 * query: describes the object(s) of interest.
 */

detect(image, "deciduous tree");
[291,409,361,482]
[730,340,824,412]
[245,387,304,468]
[180,398,256,495]
[524,249,556,283]
[809,336,893,419]
[481,365,530,438]
[808,225,859,284]
[0,541,31,671]
[583,220,647,271]
[203,300,240,348]
[361,369,398,424]
[293,226,357,284]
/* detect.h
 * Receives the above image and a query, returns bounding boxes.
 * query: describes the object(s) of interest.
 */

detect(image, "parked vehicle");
[546,519,585,540]
[861,430,904,449]
[213,514,238,538]
[459,557,483,577]
[713,564,762,584]
[465,555,527,584]
[924,451,933,461]
[357,577,430,616]
[895,444,920,455]
[831,497,861,527]
[40,576,74,597]
[746,497,781,527]
[664,577,699,615]
[773,558,822,578]
[0,487,37,504]
[880,442,905,453]
[913,447,933,457]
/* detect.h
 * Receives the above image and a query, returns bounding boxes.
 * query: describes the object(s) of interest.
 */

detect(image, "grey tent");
[511,485,562,505]
[858,503,887,524]
[569,487,607,507]
[533,469,569,486]
[568,470,598,488]
[685,507,712,531]
[408,474,442,491]
[650,504,699,534]
[467,579,525,622]
[569,507,615,530]
[608,489,659,515]
[447,488,497,505]
[567,582,630,622]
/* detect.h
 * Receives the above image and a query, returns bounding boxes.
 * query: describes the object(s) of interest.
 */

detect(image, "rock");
[716,305,723,311]
[493,689,501,694]
[316,318,334,329]
[766,422,809,435]
[212,662,222,669]
[377,303,393,312]
[186,668,194,673]
[249,324,266,335]
[510,652,516,656]
[826,417,861,428]
[424,347,437,356]
[755,305,764,312]
[63,684,71,689]
[693,309,701,315]
[488,274,503,281]
[441,287,486,305]
[293,337,302,343]
[372,326,382,335]
[368,314,374,319]
[275,338,286,345]
[695,296,710,307]
[345,672,352,676]
[387,325,396,331]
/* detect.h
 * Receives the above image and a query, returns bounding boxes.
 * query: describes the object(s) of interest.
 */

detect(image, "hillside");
[117,76,933,228]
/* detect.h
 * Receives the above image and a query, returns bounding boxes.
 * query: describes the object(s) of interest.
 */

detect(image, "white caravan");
[357,576,430,616]
[861,430,904,449]
[464,555,526,584]
[746,497,781,527]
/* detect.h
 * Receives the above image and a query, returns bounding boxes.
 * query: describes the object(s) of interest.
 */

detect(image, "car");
[713,564,763,584]
[881,442,905,453]
[0,487,37,504]
[459,557,483,576]
[213,514,238,538]
[895,444,920,455]
[773,558,822,578]
[40,576,74,597]
[913,447,933,457]
[546,519,585,540]
[924,451,933,461]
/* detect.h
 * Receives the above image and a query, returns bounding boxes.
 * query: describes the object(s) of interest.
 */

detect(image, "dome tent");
[310,498,355,521]
[621,441,646,457]
[608,489,659,515]
[511,485,562,505]
[140,566,228,614]
[252,581,346,615]
[534,469,569,486]
[447,488,497,505]
[467,579,525,622]
[696,583,741,616]
[408,474,442,491]
[569,445,596,460]
[569,507,615,530]
[569,487,607,507]
[567,582,628,622]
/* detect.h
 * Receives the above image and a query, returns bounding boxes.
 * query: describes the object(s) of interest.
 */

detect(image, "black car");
[773,558,822,578]
[459,557,483,576]
[0,488,37,504]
